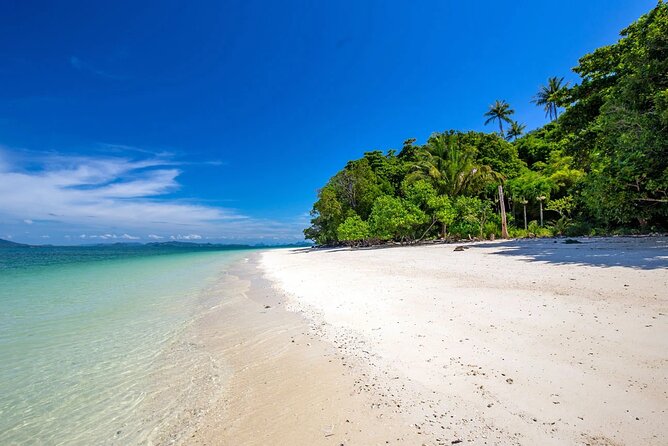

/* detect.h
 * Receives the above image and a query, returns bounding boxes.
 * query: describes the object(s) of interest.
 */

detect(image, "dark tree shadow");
[286,237,668,270]
[471,236,668,270]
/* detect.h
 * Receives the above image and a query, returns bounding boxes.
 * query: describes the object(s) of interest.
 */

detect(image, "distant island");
[0,238,29,248]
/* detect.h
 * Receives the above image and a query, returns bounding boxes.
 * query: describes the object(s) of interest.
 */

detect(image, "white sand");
[261,237,668,445]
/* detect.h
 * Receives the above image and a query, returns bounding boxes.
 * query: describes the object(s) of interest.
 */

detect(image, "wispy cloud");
[69,56,128,80]
[98,143,226,168]
[0,147,304,243]
[80,233,140,240]
[0,150,239,228]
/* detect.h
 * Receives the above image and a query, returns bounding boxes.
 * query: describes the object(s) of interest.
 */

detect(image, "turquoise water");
[0,246,251,445]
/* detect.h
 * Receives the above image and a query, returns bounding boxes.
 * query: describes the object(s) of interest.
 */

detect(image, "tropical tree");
[330,159,388,219]
[337,214,370,244]
[506,121,526,141]
[484,100,515,134]
[369,196,428,241]
[428,195,456,238]
[459,131,525,178]
[532,76,569,121]
[411,131,500,197]
[507,170,554,228]
[304,186,344,245]
[574,2,668,227]
[451,196,494,239]
[402,179,457,239]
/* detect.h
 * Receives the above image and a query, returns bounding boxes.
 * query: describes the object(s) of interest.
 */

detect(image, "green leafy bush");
[483,221,501,239]
[453,196,493,238]
[549,216,570,236]
[565,220,594,237]
[509,227,529,238]
[337,214,371,243]
[528,220,552,237]
[369,196,428,240]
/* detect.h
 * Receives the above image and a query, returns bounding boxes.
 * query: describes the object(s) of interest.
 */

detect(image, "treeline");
[305,2,668,246]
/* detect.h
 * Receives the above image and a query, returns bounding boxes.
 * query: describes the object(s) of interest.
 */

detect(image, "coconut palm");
[484,100,515,135]
[506,121,526,141]
[411,131,500,197]
[532,76,569,121]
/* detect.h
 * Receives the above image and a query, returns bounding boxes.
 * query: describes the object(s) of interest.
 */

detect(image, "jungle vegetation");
[304,3,668,246]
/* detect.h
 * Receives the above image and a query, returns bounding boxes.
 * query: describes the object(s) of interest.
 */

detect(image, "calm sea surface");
[0,245,252,445]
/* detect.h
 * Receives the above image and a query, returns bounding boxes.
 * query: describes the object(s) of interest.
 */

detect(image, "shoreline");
[147,237,667,445]
[180,255,428,445]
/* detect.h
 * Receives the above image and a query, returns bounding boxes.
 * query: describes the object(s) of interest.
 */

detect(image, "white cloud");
[80,233,140,240]
[170,233,202,240]
[0,150,241,230]
[0,148,305,243]
[147,234,164,239]
[23,219,33,224]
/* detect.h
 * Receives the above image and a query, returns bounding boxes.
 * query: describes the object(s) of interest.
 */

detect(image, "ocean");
[0,245,252,445]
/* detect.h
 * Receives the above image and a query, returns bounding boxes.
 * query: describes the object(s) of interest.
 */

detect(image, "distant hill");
[85,242,144,247]
[0,238,29,247]
[0,239,311,249]
[146,241,311,249]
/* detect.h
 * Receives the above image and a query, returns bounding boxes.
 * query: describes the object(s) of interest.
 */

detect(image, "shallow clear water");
[0,246,250,445]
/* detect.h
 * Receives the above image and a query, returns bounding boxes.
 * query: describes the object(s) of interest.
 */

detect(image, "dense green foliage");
[305,3,668,245]
[337,215,371,244]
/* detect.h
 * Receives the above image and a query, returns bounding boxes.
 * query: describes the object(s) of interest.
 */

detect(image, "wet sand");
[180,259,429,445]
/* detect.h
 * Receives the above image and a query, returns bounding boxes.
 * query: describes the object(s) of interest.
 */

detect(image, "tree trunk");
[498,185,509,239]
[441,222,446,239]
[417,219,437,242]
[539,201,544,226]
[523,204,527,230]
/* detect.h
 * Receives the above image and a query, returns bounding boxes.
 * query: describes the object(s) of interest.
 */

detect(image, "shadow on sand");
[288,236,668,270]
[471,236,668,270]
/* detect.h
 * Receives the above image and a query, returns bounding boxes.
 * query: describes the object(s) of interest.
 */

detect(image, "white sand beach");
[255,237,667,445]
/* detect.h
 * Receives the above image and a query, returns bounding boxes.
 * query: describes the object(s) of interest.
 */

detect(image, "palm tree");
[506,121,526,141]
[484,100,515,135]
[411,131,500,197]
[532,76,569,121]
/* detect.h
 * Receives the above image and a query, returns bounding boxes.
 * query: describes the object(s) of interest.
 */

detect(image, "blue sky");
[0,0,656,244]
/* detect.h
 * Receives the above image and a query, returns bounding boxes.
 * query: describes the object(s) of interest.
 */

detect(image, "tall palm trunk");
[539,201,544,226]
[523,203,527,230]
